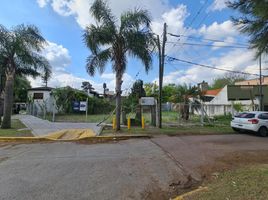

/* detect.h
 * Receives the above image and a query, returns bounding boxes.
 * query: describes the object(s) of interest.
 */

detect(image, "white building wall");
[203,86,258,116]
[27,90,56,115]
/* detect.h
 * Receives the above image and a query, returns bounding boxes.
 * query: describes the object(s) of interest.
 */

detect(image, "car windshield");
[235,113,255,118]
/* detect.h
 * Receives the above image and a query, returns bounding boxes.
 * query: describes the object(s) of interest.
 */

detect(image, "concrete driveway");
[14,115,102,136]
[0,134,268,200]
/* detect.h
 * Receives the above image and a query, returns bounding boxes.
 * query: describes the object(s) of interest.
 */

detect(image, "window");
[235,113,255,119]
[33,93,43,100]
[258,113,268,120]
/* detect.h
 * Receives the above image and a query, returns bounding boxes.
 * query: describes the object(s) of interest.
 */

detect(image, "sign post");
[79,100,88,121]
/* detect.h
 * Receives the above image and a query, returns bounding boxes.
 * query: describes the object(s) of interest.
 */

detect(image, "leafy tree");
[83,0,155,130]
[123,80,146,124]
[162,84,179,103]
[177,84,201,120]
[130,80,146,99]
[41,69,51,87]
[52,86,88,113]
[227,0,268,57]
[211,73,247,89]
[0,24,51,128]
[52,86,114,115]
[14,76,31,102]
[81,81,94,94]
[123,80,146,114]
[144,82,158,98]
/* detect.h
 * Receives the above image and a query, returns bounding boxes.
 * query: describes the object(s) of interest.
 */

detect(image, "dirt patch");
[197,150,268,184]
[166,150,268,199]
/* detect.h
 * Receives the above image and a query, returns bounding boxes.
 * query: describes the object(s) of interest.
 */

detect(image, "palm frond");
[16,67,40,77]
[90,0,116,29]
[13,24,46,52]
[124,31,154,72]
[83,24,114,54]
[86,48,111,76]
[120,8,151,32]
[228,0,268,57]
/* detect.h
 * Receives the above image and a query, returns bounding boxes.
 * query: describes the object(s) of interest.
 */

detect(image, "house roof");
[28,87,54,91]
[203,88,222,96]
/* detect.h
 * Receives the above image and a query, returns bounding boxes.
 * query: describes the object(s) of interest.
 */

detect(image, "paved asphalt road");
[0,134,268,200]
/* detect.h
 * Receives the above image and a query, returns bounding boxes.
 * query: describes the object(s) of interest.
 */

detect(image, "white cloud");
[51,0,74,16]
[211,36,236,50]
[37,0,50,7]
[151,4,193,56]
[153,48,259,86]
[36,0,170,28]
[199,20,237,40]
[209,0,227,11]
[43,41,71,68]
[28,40,135,93]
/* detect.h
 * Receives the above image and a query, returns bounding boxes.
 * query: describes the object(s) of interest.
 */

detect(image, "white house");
[27,87,56,116]
[202,86,257,116]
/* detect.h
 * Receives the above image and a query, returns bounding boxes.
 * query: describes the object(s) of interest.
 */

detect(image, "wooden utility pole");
[158,23,167,128]
[259,54,263,111]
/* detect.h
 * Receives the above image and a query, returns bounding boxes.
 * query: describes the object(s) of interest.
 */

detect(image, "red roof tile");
[203,88,222,96]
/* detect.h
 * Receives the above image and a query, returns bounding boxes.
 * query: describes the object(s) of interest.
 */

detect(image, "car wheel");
[232,127,240,133]
[258,127,268,137]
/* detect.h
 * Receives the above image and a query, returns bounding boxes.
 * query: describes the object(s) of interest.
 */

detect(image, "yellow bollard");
[142,116,145,129]
[112,117,116,130]
[127,117,131,130]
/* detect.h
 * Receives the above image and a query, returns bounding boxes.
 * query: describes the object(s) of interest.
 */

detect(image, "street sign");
[73,101,80,111]
[79,101,87,111]
[140,97,155,106]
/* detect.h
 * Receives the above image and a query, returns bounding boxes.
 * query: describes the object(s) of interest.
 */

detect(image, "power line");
[171,0,209,49]
[166,41,248,49]
[166,55,260,77]
[166,61,199,84]
[187,0,209,29]
[168,33,249,47]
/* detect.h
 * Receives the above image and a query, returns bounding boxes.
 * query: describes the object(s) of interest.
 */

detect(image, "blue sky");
[0,0,261,93]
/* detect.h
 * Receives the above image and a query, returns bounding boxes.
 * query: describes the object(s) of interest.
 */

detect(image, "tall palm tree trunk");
[115,71,122,131]
[2,69,15,128]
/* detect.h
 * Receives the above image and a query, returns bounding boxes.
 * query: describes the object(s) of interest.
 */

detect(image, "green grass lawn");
[49,111,228,124]
[185,165,268,200]
[47,113,112,123]
[102,125,234,136]
[0,119,33,137]
[49,112,233,135]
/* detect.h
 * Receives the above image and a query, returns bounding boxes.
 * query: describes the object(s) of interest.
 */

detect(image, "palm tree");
[177,85,201,120]
[227,0,268,57]
[0,24,51,128]
[83,0,155,130]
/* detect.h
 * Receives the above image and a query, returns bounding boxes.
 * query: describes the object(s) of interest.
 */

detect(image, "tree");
[41,69,51,87]
[81,81,94,94]
[0,24,51,128]
[211,73,247,89]
[83,0,155,130]
[14,76,31,102]
[103,82,107,97]
[144,82,158,98]
[52,86,88,113]
[122,80,146,125]
[227,0,268,57]
[177,84,201,120]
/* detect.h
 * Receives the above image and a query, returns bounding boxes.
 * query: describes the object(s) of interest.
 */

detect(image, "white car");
[231,111,268,137]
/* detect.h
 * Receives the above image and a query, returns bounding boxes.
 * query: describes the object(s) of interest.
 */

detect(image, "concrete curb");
[0,134,151,143]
